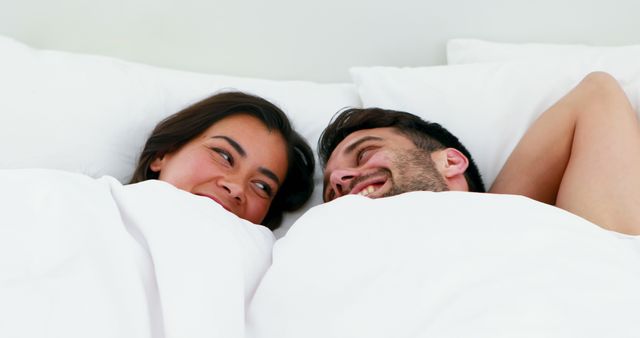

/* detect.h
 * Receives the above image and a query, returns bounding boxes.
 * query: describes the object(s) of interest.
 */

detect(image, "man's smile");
[349,175,389,198]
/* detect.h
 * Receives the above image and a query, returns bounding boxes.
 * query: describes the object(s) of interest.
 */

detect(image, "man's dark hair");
[130,91,315,230]
[318,107,485,192]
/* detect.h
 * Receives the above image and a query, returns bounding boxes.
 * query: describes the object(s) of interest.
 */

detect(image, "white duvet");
[248,192,640,338]
[0,169,274,338]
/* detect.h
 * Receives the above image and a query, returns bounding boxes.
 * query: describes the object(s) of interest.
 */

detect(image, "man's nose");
[329,168,358,198]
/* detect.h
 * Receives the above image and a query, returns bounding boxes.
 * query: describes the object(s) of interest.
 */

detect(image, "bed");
[2,2,640,337]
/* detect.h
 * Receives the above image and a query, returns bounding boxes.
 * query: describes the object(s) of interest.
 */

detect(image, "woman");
[130,91,314,230]
[0,90,310,337]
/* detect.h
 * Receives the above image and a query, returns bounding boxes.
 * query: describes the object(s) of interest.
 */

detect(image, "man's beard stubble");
[349,149,449,198]
[387,149,449,196]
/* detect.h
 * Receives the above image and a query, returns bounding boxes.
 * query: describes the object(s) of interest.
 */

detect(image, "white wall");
[1,0,639,82]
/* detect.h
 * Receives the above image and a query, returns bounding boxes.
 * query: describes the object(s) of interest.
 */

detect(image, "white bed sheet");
[248,192,640,338]
[0,169,274,338]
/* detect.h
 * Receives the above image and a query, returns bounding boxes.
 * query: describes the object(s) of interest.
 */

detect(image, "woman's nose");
[220,178,245,203]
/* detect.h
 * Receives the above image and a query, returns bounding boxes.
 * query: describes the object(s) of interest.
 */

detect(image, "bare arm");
[490,72,640,235]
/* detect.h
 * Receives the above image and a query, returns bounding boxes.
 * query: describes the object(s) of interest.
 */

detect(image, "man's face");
[323,127,449,202]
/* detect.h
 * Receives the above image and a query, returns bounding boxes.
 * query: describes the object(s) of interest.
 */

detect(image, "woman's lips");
[196,193,231,212]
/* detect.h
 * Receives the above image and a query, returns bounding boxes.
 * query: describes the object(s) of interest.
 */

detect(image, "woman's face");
[150,114,288,224]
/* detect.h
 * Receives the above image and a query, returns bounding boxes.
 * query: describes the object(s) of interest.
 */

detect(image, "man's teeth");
[358,185,376,196]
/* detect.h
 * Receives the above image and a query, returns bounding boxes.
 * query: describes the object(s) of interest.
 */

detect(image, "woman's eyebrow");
[211,135,281,185]
[259,167,281,186]
[211,135,246,157]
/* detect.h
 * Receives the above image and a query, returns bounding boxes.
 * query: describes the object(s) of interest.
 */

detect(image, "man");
[319,107,485,202]
[246,72,640,338]
[319,72,640,235]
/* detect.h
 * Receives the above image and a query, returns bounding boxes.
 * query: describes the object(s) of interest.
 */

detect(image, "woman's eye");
[213,148,233,165]
[254,181,273,198]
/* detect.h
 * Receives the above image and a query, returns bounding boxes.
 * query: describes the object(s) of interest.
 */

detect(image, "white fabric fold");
[0,169,274,338]
[248,191,640,338]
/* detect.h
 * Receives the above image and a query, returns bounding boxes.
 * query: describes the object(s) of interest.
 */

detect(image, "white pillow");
[350,61,640,189]
[447,38,640,64]
[0,35,361,233]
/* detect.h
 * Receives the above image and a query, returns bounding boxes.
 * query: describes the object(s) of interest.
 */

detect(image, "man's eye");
[356,148,372,165]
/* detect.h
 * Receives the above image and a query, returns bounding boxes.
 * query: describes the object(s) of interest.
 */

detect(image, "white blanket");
[0,169,274,338]
[248,192,640,338]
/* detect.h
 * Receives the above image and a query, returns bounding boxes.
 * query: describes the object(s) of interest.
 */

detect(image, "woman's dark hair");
[318,107,485,192]
[130,91,315,230]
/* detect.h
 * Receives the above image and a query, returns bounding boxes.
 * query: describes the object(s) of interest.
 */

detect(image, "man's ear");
[440,148,469,178]
[432,148,469,191]
[149,155,165,173]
